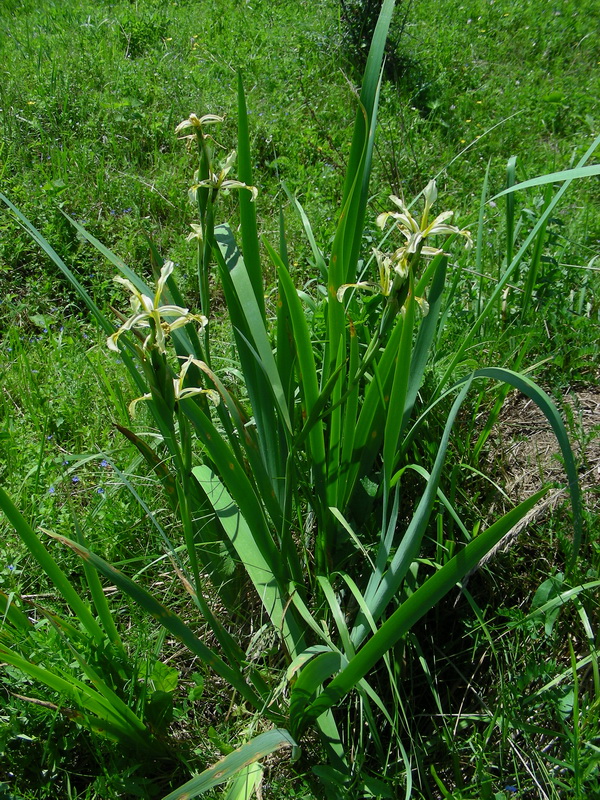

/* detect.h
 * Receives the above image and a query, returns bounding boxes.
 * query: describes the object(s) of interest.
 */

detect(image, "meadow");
[0,0,599,798]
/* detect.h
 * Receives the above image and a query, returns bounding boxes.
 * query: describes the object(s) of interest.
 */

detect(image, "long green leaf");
[0,487,104,644]
[180,399,284,586]
[434,134,600,398]
[343,314,405,509]
[339,0,398,283]
[353,379,473,645]
[290,651,344,725]
[214,225,290,433]
[192,465,304,657]
[236,74,265,321]
[71,510,124,652]
[50,533,266,711]
[0,644,150,745]
[162,729,297,800]
[491,163,600,199]
[383,281,415,489]
[269,243,327,504]
[473,367,583,571]
[292,488,547,735]
[402,255,447,434]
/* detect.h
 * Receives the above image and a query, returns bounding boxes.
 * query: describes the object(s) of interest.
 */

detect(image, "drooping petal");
[389,194,409,213]
[175,113,224,136]
[113,275,141,297]
[106,332,121,352]
[422,179,437,210]
[421,245,445,257]
[128,393,152,417]
[166,313,208,332]
[426,223,463,237]
[336,282,382,302]
[155,303,193,318]
[174,118,194,135]
[220,180,258,202]
[376,211,392,229]
[139,294,155,314]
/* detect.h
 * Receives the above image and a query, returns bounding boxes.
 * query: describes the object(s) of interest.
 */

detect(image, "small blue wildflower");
[7,564,15,571]
[47,435,53,440]
[71,475,80,484]
[97,487,105,494]
[48,486,55,494]
[505,787,517,794]
[100,459,109,468]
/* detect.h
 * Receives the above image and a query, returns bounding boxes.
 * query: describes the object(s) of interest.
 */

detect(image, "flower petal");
[155,260,175,303]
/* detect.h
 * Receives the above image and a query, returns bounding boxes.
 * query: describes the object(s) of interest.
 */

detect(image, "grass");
[0,0,599,798]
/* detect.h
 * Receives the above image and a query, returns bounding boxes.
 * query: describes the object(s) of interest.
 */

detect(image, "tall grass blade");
[0,645,150,746]
[505,155,517,275]
[70,510,124,652]
[475,160,491,317]
[0,194,111,334]
[521,184,552,317]
[281,185,327,280]
[0,591,33,633]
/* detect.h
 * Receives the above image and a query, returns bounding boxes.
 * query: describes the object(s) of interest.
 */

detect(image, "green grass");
[1,0,599,798]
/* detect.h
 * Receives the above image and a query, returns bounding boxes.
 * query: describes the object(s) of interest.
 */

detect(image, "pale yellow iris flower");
[128,355,220,417]
[338,179,471,311]
[376,179,473,269]
[188,150,258,203]
[107,261,207,355]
